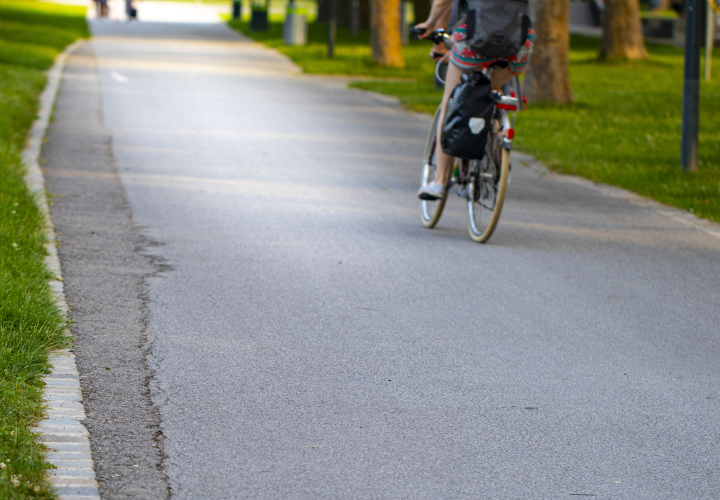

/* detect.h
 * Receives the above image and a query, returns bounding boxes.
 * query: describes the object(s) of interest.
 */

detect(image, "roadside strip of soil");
[41,41,170,499]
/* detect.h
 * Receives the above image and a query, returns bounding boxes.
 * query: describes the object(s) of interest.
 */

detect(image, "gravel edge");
[23,39,101,500]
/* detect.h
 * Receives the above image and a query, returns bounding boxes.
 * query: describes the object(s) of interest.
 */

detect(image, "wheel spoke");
[420,107,448,228]
[467,113,509,243]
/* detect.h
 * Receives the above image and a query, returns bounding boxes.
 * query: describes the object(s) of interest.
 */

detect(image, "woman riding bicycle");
[415,0,534,201]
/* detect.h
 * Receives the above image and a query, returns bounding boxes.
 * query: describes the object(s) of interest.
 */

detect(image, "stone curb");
[22,39,101,500]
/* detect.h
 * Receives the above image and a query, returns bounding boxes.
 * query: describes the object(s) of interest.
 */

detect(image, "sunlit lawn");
[514,36,720,222]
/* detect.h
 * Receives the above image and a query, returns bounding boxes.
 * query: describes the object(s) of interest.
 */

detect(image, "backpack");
[464,0,530,58]
[441,72,496,160]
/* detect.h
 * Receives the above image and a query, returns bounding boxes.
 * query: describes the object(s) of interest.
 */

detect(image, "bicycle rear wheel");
[467,116,510,243]
[420,107,450,228]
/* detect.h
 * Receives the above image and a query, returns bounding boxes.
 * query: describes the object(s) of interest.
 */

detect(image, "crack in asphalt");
[42,42,171,499]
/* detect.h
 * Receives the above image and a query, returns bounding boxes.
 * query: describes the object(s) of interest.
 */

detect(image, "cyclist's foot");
[418,181,446,200]
[430,42,449,60]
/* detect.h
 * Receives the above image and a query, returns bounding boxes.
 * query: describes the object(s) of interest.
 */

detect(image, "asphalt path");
[51,7,720,498]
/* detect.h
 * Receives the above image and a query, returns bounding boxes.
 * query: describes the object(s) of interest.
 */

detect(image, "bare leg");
[433,62,464,184]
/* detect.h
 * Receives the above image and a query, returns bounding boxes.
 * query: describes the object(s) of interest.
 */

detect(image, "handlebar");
[408,26,427,37]
[409,27,452,47]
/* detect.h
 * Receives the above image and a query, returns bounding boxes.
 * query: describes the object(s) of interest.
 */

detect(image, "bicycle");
[414,28,522,243]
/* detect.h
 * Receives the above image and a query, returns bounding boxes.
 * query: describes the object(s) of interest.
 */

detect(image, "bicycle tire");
[467,119,510,243]
[420,107,451,228]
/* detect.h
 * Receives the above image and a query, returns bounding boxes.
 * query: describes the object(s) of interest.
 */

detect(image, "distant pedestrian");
[126,0,137,20]
[98,0,109,18]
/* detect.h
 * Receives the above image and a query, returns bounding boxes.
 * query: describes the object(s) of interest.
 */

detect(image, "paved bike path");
[50,6,720,498]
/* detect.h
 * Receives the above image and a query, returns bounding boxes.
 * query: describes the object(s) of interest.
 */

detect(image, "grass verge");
[0,0,89,497]
[515,37,720,223]
[228,20,441,109]
[231,20,720,222]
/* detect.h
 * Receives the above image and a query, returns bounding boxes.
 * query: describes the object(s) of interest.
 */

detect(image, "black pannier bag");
[441,72,496,160]
[465,0,530,58]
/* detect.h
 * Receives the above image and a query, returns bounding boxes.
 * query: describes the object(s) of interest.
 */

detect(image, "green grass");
[640,9,679,18]
[514,36,720,222]
[232,20,720,222]
[0,0,89,497]
[230,20,434,77]
[195,0,318,17]
[229,20,443,109]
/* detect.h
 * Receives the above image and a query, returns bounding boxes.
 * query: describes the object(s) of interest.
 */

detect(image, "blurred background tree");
[523,0,575,103]
[316,0,370,28]
[413,0,431,24]
[600,0,649,59]
[370,0,405,66]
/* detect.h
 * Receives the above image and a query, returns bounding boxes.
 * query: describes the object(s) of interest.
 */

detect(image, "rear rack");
[495,93,519,111]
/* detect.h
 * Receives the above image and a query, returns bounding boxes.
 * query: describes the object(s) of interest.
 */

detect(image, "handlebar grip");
[409,26,427,38]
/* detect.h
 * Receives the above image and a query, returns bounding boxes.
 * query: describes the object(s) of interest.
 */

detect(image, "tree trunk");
[414,0,431,23]
[316,0,342,23]
[600,0,648,59]
[318,0,368,29]
[523,0,574,103]
[360,0,370,29]
[370,0,405,67]
[316,0,329,22]
[338,1,349,26]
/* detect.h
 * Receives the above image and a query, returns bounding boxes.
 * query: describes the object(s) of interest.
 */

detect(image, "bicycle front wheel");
[420,107,450,229]
[467,121,510,243]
